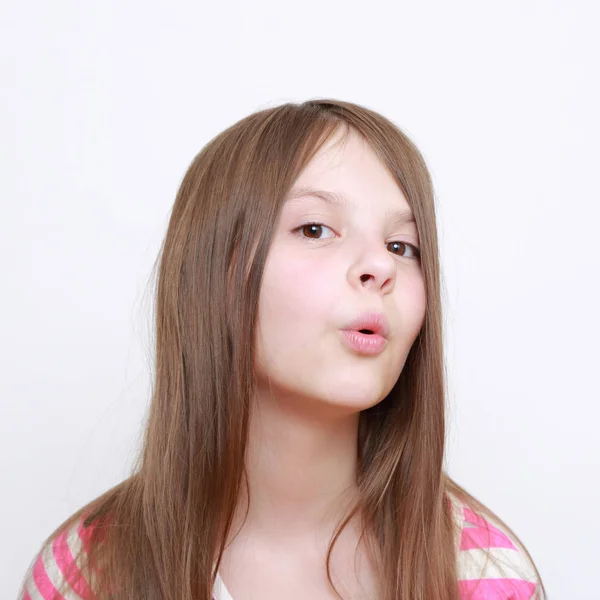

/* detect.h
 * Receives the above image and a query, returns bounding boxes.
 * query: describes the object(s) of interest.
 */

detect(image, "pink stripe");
[32,553,63,600]
[76,516,108,553]
[77,520,95,556]
[461,507,517,551]
[459,578,537,599]
[22,590,32,600]
[53,530,94,599]
[77,516,113,595]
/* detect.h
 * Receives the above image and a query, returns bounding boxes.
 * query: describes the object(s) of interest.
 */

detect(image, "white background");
[2,1,598,598]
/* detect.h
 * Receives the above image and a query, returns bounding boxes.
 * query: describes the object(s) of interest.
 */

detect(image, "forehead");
[285,130,415,225]
[285,186,415,228]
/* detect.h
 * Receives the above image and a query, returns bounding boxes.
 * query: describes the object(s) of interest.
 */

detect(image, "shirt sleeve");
[448,491,541,600]
[19,518,95,600]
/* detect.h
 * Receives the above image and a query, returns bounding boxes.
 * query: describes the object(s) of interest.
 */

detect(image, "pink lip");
[339,329,387,355]
[342,312,390,339]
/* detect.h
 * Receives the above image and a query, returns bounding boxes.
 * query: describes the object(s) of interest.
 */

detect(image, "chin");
[317,384,387,412]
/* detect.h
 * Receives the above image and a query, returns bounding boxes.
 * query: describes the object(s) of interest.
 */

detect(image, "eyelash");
[293,221,421,260]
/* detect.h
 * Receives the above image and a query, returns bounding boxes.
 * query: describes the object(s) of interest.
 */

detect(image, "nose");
[359,270,393,290]
[349,242,397,292]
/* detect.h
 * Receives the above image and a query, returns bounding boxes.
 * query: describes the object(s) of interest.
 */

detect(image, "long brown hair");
[24,99,546,599]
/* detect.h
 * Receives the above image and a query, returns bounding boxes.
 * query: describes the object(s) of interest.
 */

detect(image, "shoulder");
[445,491,542,599]
[19,516,99,600]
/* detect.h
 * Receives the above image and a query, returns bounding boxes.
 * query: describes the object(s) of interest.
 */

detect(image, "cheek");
[397,274,427,338]
[254,252,332,386]
[258,251,335,330]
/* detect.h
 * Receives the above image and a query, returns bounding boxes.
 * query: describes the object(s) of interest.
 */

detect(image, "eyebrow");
[285,186,416,226]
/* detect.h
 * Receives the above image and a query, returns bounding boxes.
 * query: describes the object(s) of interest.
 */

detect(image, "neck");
[229,388,362,546]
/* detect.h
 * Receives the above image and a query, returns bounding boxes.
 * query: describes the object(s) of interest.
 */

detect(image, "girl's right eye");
[293,221,335,241]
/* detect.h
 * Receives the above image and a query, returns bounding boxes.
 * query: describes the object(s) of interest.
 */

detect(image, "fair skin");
[219,127,427,600]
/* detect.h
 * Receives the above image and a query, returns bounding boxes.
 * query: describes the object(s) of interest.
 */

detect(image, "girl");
[19,98,546,599]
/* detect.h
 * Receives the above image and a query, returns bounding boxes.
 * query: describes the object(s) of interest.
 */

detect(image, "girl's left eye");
[293,222,421,260]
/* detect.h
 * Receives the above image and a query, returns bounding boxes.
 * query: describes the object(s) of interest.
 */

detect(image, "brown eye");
[302,224,322,238]
[388,241,420,259]
[295,222,335,240]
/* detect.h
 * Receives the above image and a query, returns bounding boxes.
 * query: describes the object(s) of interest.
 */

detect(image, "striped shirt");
[19,492,540,599]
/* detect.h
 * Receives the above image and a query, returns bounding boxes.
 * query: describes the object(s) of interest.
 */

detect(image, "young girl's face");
[254,127,426,414]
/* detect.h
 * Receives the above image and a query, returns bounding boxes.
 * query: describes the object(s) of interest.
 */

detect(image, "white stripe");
[38,537,85,600]
[457,546,538,582]
[214,572,235,600]
[25,576,44,600]
[65,521,89,580]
